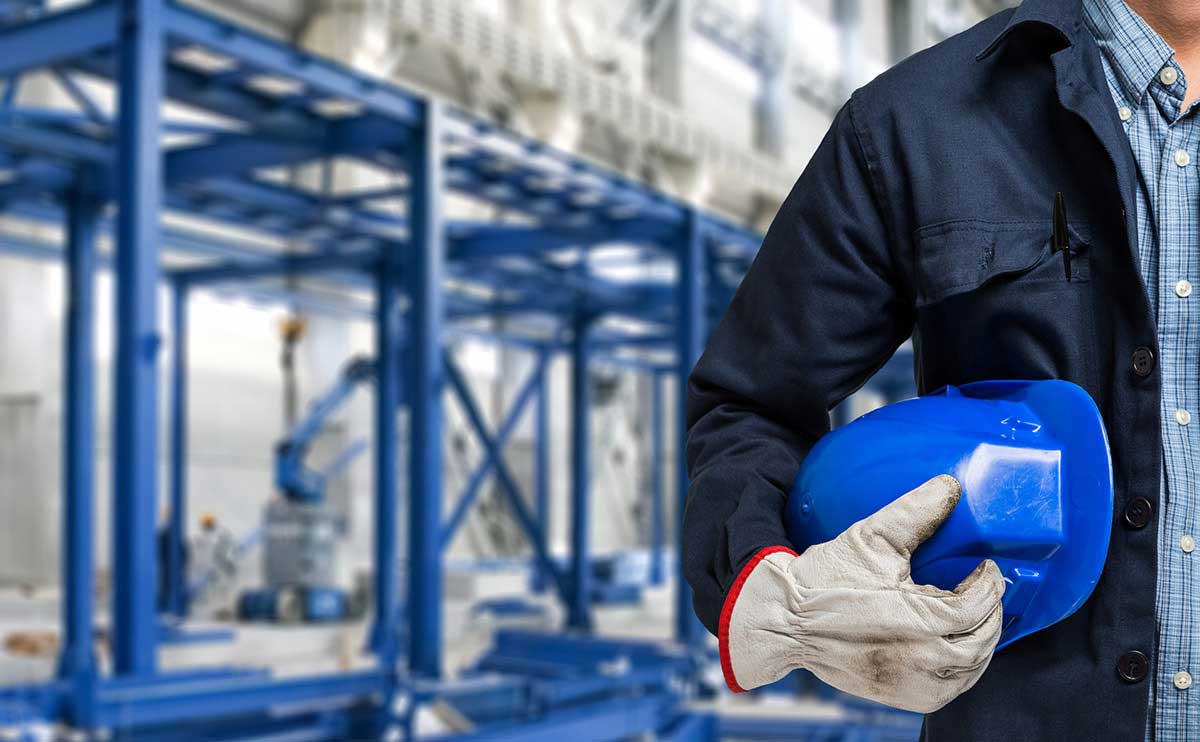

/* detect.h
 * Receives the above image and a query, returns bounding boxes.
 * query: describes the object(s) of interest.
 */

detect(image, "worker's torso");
[850,1,1162,739]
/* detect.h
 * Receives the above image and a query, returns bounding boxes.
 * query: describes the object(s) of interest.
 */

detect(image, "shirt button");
[1118,105,1133,121]
[1176,149,1191,167]
[1118,650,1150,682]
[1181,535,1196,553]
[1161,65,1179,85]
[1176,408,1192,426]
[1132,346,1156,377]
[1176,671,1193,690]
[1124,496,1153,529]
[1177,279,1193,297]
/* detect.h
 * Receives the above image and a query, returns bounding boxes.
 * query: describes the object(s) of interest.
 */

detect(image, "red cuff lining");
[718,545,798,693]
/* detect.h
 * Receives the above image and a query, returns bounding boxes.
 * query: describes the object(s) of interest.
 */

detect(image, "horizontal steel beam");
[0,2,117,77]
[0,116,112,164]
[449,220,676,260]
[0,159,73,204]
[163,116,409,185]
[163,2,420,125]
[164,133,316,184]
[96,669,387,727]
[425,693,672,742]
[170,248,378,285]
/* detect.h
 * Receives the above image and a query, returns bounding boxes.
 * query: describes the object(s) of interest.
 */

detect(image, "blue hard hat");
[784,380,1113,649]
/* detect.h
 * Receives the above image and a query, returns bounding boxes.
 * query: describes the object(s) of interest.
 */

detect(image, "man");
[189,513,240,614]
[684,0,1200,738]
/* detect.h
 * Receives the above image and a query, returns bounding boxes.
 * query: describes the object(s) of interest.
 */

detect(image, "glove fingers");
[952,559,992,595]
[933,606,1002,697]
[860,474,962,556]
[946,608,1004,681]
[902,558,990,599]
[909,560,1005,634]
[953,559,1006,610]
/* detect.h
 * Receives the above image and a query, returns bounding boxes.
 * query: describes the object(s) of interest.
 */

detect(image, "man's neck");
[1125,0,1200,109]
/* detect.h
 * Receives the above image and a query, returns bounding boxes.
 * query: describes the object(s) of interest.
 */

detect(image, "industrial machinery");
[238,356,375,623]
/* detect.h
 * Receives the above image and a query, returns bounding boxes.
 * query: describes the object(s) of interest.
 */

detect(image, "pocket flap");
[914,220,1091,307]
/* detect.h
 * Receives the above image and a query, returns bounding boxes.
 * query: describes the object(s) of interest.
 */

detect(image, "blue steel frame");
[57,181,99,728]
[0,0,766,737]
[165,280,188,618]
[568,311,594,631]
[111,0,163,678]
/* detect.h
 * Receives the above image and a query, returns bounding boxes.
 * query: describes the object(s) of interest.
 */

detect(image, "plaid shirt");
[1084,1,1200,738]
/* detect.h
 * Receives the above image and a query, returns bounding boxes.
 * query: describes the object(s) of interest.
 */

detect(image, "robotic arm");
[273,355,376,503]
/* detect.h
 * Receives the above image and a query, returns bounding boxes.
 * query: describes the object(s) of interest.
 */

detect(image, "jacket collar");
[976,0,1082,60]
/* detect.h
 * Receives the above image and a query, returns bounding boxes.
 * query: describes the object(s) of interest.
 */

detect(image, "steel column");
[533,349,551,593]
[165,283,188,617]
[58,185,99,727]
[112,0,164,676]
[369,259,401,663]
[405,100,445,678]
[649,372,665,586]
[675,210,705,645]
[567,312,593,631]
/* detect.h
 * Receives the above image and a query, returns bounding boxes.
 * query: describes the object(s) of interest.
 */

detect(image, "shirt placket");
[1152,71,1199,740]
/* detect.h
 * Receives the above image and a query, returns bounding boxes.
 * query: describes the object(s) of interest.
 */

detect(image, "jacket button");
[1118,650,1150,683]
[1132,346,1156,377]
[1124,496,1153,529]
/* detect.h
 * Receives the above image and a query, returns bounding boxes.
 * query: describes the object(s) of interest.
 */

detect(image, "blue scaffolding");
[0,0,769,738]
[0,2,921,740]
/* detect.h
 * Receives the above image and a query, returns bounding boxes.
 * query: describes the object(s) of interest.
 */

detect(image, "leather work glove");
[720,475,1005,713]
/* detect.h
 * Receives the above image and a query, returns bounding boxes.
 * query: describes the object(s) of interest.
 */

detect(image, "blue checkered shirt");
[1084,1,1200,738]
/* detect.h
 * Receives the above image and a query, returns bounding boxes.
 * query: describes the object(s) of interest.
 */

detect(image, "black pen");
[1053,191,1071,282]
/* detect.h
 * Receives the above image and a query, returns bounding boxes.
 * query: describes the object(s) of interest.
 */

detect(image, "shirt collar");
[1081,0,1174,107]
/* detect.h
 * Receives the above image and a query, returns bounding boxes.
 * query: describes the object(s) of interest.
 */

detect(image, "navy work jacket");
[684,0,1159,738]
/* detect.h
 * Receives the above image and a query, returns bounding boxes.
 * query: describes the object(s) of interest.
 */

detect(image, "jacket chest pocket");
[913,220,1096,391]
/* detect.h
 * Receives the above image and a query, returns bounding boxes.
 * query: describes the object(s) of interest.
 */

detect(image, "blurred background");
[0,0,1011,740]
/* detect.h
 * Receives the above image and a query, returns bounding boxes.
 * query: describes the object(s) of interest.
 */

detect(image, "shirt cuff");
[718,545,799,693]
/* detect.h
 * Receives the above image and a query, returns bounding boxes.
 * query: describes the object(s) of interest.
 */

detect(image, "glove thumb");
[859,474,962,557]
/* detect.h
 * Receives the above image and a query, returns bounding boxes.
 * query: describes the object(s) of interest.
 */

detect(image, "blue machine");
[239,585,351,623]
[239,356,375,623]
[785,380,1114,649]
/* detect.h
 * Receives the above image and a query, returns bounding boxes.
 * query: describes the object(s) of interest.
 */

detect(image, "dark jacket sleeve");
[683,93,915,635]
